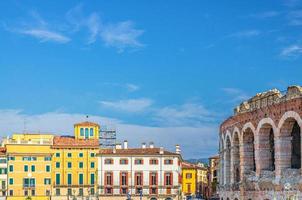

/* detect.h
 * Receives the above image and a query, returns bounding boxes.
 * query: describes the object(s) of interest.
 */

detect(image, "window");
[67,188,72,196]
[150,159,158,165]
[55,189,60,196]
[79,173,83,185]
[56,162,60,168]
[9,178,13,185]
[67,174,72,185]
[9,165,13,172]
[90,162,95,168]
[68,162,72,168]
[24,190,28,196]
[44,156,51,161]
[105,172,113,185]
[136,187,142,195]
[79,153,83,158]
[90,153,95,157]
[186,173,192,179]
[105,159,113,164]
[90,173,95,185]
[31,165,35,172]
[80,128,84,136]
[46,190,51,196]
[120,159,128,165]
[56,174,60,185]
[165,173,172,186]
[121,187,128,194]
[67,153,72,158]
[56,153,60,157]
[0,168,6,174]
[23,156,37,161]
[31,190,35,196]
[135,159,143,165]
[150,187,157,194]
[9,190,13,196]
[46,165,50,172]
[8,156,15,161]
[90,128,94,137]
[164,159,173,165]
[121,172,128,186]
[79,162,83,168]
[150,172,157,185]
[135,172,143,186]
[105,187,112,194]
[24,165,28,172]
[91,188,95,195]
[85,128,89,138]
[44,178,51,185]
[79,188,83,196]
[0,159,6,163]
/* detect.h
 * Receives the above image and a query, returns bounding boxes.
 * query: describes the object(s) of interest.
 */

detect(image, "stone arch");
[278,111,302,170]
[241,126,256,177]
[231,130,240,184]
[255,118,277,173]
[241,122,256,142]
[220,136,225,185]
[224,130,232,147]
[224,135,231,185]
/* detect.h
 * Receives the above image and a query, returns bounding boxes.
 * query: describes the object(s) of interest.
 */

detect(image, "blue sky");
[0,0,302,159]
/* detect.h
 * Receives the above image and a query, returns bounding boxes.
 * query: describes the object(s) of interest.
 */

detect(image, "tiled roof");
[182,162,199,169]
[52,136,99,148]
[74,121,100,127]
[0,147,6,155]
[98,148,179,156]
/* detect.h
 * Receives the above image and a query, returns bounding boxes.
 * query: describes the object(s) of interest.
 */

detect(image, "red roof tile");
[74,121,100,127]
[52,136,99,148]
[0,147,6,155]
[98,148,179,156]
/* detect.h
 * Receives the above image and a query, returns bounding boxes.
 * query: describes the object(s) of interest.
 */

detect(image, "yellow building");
[181,162,197,197]
[4,133,54,200]
[196,163,208,198]
[51,122,99,199]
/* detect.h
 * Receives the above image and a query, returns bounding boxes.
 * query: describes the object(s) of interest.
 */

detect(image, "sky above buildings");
[0,0,302,159]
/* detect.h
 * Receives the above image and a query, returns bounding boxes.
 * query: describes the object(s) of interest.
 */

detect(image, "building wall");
[182,168,196,196]
[98,155,181,199]
[5,142,52,199]
[51,147,98,197]
[0,155,7,198]
[74,124,99,140]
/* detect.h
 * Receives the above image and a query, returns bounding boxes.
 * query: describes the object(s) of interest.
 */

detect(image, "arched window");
[258,123,275,171]
[90,128,94,137]
[80,128,84,136]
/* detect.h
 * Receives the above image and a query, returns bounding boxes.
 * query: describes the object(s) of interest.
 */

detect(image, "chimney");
[176,144,181,154]
[159,147,164,154]
[123,140,128,149]
[149,142,154,149]
[113,148,116,154]
[142,142,146,149]
[116,143,122,149]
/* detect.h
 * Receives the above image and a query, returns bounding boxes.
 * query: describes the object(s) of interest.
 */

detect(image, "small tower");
[74,121,100,140]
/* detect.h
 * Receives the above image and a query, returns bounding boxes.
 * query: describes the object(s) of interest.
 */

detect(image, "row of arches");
[220,111,302,186]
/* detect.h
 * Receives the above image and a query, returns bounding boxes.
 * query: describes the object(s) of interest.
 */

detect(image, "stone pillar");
[224,147,231,185]
[220,150,224,185]
[231,145,240,184]
[240,141,255,177]
[255,134,271,176]
[275,136,292,177]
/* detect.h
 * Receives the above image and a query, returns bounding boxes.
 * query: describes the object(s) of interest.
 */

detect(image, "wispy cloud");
[249,11,281,19]
[287,10,302,26]
[229,30,261,38]
[280,44,302,57]
[99,98,153,113]
[125,83,140,92]
[222,87,250,103]
[66,4,144,52]
[154,103,216,127]
[20,29,70,43]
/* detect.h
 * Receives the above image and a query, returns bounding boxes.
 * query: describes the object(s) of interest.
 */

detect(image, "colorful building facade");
[181,162,197,198]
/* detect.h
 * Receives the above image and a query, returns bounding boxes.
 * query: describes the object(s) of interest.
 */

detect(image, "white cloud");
[154,103,216,127]
[222,87,250,103]
[249,11,280,19]
[0,109,217,158]
[125,83,140,92]
[229,30,261,38]
[20,29,70,43]
[99,98,153,113]
[280,44,302,57]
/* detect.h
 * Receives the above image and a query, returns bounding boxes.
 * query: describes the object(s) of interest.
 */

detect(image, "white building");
[0,147,6,200]
[97,141,182,200]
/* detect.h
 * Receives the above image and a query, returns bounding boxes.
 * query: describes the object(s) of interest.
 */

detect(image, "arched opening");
[242,128,255,174]
[225,136,231,184]
[232,132,240,183]
[280,118,301,169]
[220,138,224,185]
[258,123,275,171]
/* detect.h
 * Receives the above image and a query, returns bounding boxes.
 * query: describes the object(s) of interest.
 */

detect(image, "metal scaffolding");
[99,126,116,149]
